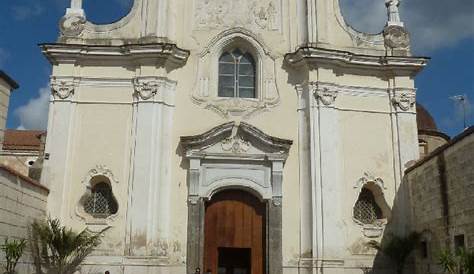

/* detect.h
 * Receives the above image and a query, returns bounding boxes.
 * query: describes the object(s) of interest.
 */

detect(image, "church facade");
[41,0,428,273]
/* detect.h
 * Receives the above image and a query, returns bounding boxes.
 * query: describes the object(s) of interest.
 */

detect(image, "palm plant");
[1,238,27,274]
[29,218,108,274]
[439,248,474,274]
[367,232,420,274]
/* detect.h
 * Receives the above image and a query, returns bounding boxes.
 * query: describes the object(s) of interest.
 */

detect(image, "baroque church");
[37,0,429,273]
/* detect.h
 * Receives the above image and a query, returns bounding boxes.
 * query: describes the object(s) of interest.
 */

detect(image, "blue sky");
[0,0,472,137]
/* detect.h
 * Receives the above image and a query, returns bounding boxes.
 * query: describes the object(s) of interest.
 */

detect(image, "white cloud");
[14,85,50,130]
[340,0,474,53]
[12,3,44,21]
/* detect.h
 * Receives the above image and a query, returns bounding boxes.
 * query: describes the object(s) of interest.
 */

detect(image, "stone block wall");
[406,127,474,274]
[0,165,48,273]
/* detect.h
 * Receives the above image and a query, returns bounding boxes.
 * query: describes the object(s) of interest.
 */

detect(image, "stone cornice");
[285,47,428,76]
[40,43,190,66]
[181,122,293,156]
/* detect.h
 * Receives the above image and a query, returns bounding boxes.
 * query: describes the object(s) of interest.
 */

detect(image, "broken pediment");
[181,122,292,159]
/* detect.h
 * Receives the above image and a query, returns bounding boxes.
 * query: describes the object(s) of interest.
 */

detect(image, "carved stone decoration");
[383,25,410,49]
[314,86,338,106]
[194,0,281,31]
[392,92,416,111]
[192,30,280,119]
[221,137,250,153]
[133,78,160,100]
[59,14,86,37]
[51,78,75,99]
[354,172,386,190]
[75,165,119,229]
[84,165,119,185]
[385,0,403,26]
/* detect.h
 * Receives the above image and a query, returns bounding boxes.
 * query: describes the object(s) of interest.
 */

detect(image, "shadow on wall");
[367,175,420,274]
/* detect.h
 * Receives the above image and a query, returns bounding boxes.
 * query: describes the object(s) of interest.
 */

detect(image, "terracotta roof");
[416,103,438,131]
[3,130,45,151]
[0,164,49,193]
[0,70,19,90]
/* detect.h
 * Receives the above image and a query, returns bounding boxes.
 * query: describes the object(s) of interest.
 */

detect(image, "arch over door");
[204,190,266,274]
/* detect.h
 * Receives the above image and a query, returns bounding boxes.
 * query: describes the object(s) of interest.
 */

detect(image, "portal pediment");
[181,122,292,160]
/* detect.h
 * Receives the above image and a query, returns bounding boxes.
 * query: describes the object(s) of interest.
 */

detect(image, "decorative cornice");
[284,47,428,76]
[392,92,416,112]
[51,77,76,99]
[40,43,190,66]
[181,122,293,156]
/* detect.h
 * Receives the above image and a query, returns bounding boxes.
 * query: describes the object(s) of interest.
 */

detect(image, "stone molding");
[40,43,190,67]
[352,172,391,239]
[285,47,427,75]
[191,29,280,119]
[51,77,77,100]
[75,165,119,231]
[181,122,292,203]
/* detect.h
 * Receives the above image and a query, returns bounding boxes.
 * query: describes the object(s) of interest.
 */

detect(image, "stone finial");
[385,0,403,27]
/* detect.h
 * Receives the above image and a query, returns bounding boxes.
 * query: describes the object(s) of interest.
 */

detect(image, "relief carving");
[51,78,75,99]
[221,136,250,153]
[133,78,160,100]
[392,92,416,111]
[314,86,338,106]
[384,25,410,49]
[59,14,86,37]
[194,0,280,31]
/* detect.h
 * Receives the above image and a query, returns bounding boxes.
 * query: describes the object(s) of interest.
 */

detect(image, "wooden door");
[204,190,266,274]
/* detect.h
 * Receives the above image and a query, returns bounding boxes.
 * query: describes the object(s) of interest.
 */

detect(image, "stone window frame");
[191,28,280,118]
[353,173,392,238]
[75,165,119,227]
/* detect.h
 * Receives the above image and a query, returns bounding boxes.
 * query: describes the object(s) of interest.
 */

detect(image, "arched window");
[353,188,383,225]
[84,182,118,218]
[218,49,256,98]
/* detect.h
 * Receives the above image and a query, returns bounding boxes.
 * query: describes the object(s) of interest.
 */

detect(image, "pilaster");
[43,77,78,220]
[310,82,345,260]
[126,76,176,257]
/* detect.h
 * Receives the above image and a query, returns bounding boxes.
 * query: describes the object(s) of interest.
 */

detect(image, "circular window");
[83,0,133,24]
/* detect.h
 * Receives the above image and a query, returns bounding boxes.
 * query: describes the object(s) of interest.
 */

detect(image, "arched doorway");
[204,190,266,274]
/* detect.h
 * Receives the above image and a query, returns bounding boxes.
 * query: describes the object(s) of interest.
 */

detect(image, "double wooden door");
[204,190,266,274]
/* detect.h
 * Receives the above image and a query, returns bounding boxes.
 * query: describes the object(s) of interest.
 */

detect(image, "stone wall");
[0,165,48,273]
[406,127,474,274]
